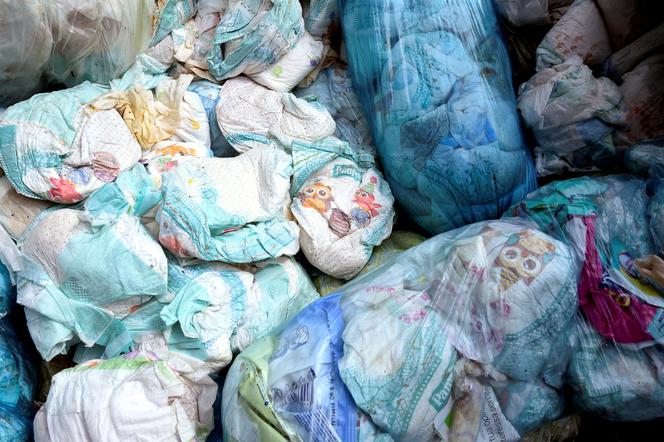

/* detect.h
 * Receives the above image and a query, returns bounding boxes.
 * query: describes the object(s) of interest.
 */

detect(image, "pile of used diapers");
[0,0,662,441]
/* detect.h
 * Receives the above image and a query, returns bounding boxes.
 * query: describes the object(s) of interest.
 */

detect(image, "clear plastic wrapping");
[340,0,536,235]
[0,0,195,107]
[222,219,578,441]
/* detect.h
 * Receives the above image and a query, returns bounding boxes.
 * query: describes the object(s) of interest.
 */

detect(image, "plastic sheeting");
[509,174,664,420]
[0,263,36,442]
[222,219,577,441]
[340,0,536,235]
[0,0,195,107]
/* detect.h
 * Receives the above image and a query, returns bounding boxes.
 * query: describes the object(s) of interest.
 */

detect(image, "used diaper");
[156,146,300,263]
[207,0,304,81]
[34,351,216,442]
[0,82,141,203]
[0,176,53,238]
[159,255,319,370]
[314,231,425,296]
[216,76,335,153]
[249,32,325,92]
[15,203,168,360]
[291,138,395,279]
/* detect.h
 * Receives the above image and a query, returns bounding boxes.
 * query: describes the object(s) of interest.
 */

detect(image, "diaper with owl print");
[291,137,396,280]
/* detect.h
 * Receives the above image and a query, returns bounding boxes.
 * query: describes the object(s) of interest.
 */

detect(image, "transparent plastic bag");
[340,0,536,235]
[222,219,578,441]
[0,263,36,442]
[508,174,664,421]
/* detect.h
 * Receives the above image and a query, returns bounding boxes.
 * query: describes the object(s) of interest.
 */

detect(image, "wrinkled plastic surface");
[0,0,195,107]
[0,263,36,442]
[223,219,578,441]
[340,0,536,235]
[508,174,664,420]
[517,56,626,176]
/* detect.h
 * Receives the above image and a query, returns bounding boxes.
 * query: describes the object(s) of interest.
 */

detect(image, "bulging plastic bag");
[0,0,53,106]
[222,219,578,441]
[44,0,154,87]
[0,321,36,442]
[340,0,536,235]
[34,351,216,442]
[508,174,664,420]
[517,56,627,176]
[0,263,37,442]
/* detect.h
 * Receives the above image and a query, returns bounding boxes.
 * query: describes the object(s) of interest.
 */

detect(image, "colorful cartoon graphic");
[494,230,556,291]
[351,176,382,228]
[299,181,333,215]
[48,176,83,203]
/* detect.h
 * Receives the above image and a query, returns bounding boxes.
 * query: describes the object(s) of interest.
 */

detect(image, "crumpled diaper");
[0,81,142,203]
[536,0,611,70]
[216,76,335,153]
[291,138,395,279]
[296,64,376,157]
[0,176,53,238]
[15,203,168,360]
[517,56,627,176]
[314,231,425,296]
[34,351,217,442]
[249,32,325,92]
[207,0,304,81]
[157,255,318,370]
[157,146,300,263]
[90,74,210,151]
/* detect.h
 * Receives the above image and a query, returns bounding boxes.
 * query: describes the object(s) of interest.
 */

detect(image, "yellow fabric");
[89,74,193,150]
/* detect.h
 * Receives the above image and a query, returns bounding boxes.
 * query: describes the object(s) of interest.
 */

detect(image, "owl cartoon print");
[299,181,334,215]
[298,180,351,237]
[495,230,556,292]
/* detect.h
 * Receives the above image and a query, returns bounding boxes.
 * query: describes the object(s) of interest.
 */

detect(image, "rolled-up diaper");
[156,146,300,263]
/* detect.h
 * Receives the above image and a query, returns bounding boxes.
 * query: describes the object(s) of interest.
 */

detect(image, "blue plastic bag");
[340,0,536,235]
